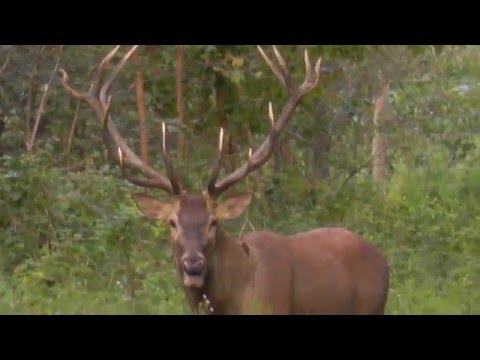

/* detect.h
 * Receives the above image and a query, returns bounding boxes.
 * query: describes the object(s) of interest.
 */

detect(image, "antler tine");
[207,45,322,198]
[160,122,182,194]
[59,45,183,195]
[304,49,312,79]
[207,127,225,195]
[272,45,293,90]
[272,46,287,71]
[257,45,288,90]
[92,45,121,97]
[58,69,89,101]
[99,45,138,105]
[301,49,322,92]
[268,101,275,127]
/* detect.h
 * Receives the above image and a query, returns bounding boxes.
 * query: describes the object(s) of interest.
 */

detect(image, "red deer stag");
[59,45,390,315]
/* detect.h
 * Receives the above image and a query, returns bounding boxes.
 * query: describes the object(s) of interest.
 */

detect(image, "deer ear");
[215,193,252,220]
[131,193,174,220]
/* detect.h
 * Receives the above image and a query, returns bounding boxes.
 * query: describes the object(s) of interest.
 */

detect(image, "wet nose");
[182,253,206,274]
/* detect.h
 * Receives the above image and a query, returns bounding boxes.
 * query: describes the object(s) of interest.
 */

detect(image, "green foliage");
[0,153,188,314]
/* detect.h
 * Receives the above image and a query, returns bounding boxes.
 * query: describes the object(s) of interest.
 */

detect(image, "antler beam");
[207,45,322,198]
[59,45,183,195]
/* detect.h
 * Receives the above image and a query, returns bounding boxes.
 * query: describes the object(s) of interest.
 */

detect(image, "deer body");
[60,45,390,315]
[181,226,389,315]
[286,228,389,314]
[203,228,293,315]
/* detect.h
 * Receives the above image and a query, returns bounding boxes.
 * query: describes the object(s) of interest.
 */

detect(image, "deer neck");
[203,226,256,314]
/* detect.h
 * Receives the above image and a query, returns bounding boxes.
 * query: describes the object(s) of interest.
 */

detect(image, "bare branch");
[0,47,12,78]
[26,49,63,151]
[66,100,81,168]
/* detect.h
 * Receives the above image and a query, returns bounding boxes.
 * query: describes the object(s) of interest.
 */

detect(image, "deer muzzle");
[181,252,207,288]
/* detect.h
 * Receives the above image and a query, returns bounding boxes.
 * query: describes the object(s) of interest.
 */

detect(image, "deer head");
[59,45,321,291]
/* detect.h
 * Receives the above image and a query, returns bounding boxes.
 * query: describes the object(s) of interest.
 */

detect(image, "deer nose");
[182,253,206,275]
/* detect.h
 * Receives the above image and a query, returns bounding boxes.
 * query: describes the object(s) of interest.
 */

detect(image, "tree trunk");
[175,45,187,160]
[132,48,149,164]
[372,81,390,190]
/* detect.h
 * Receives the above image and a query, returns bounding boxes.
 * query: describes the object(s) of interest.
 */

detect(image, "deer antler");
[207,45,322,198]
[59,45,183,195]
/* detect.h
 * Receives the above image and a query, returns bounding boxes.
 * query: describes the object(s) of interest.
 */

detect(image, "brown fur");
[194,227,389,315]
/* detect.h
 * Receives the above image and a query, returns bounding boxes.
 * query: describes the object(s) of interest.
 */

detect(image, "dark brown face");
[131,191,253,289]
[169,194,217,289]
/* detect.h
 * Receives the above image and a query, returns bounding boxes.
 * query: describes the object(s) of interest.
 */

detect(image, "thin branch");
[0,47,12,78]
[66,100,81,169]
[26,47,63,151]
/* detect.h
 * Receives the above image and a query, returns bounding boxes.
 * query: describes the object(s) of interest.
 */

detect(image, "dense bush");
[0,154,188,314]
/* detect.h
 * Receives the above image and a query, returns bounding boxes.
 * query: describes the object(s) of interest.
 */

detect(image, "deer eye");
[210,220,218,228]
[169,220,177,229]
